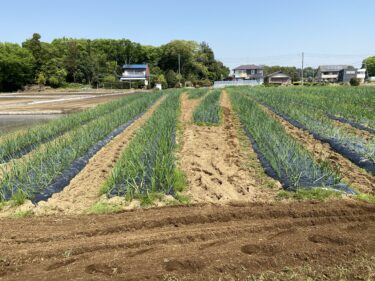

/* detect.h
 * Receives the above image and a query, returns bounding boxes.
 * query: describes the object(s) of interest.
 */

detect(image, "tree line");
[0,33,230,92]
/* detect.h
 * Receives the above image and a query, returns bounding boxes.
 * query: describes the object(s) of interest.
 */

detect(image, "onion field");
[0,86,374,211]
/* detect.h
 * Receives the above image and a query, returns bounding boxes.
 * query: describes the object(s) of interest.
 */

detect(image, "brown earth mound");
[0,200,374,280]
[179,91,277,203]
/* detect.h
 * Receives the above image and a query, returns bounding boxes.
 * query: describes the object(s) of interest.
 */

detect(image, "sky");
[0,0,374,70]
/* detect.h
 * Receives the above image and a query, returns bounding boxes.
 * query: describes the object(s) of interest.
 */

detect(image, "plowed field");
[1,200,374,280]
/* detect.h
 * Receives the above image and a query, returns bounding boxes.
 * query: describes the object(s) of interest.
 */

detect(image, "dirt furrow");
[28,95,166,215]
[1,200,374,280]
[179,91,277,204]
[260,104,375,194]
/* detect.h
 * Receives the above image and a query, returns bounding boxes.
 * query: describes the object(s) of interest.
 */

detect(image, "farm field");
[0,86,375,280]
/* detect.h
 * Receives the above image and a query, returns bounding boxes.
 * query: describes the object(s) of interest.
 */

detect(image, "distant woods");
[0,33,230,92]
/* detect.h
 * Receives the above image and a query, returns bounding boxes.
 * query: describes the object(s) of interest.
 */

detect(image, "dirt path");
[179,91,276,203]
[31,96,166,215]
[260,105,375,194]
[1,200,374,280]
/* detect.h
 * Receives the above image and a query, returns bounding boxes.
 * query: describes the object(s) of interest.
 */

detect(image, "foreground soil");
[1,200,374,280]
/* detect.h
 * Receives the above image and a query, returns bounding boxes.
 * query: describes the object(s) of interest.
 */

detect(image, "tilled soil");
[0,91,142,114]
[1,200,374,280]
[179,92,277,203]
[261,104,375,194]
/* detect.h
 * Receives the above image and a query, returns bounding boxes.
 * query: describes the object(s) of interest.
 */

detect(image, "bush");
[197,79,212,87]
[350,77,360,86]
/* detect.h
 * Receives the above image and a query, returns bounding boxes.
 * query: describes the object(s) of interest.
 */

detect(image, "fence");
[213,79,264,88]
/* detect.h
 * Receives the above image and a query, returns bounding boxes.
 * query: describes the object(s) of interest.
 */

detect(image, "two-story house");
[316,65,354,82]
[233,65,264,84]
[120,64,150,86]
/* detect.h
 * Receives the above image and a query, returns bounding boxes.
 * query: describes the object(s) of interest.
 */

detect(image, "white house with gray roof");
[233,64,264,84]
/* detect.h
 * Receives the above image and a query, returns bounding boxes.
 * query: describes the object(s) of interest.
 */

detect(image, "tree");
[363,56,375,77]
[22,33,44,76]
[166,70,178,88]
[0,43,34,91]
[36,72,46,87]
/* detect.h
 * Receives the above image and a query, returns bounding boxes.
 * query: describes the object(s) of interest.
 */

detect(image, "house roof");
[122,64,148,69]
[265,71,291,78]
[318,65,353,72]
[233,64,263,70]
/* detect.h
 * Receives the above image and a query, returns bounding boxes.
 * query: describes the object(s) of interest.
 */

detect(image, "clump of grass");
[173,169,187,192]
[355,193,375,204]
[11,189,27,206]
[276,188,343,201]
[14,210,33,218]
[175,193,190,204]
[87,202,122,214]
[139,192,165,207]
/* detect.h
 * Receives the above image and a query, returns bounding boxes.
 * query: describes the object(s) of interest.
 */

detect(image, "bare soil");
[179,92,278,204]
[1,200,374,280]
[31,96,166,215]
[261,105,375,194]
[0,91,144,114]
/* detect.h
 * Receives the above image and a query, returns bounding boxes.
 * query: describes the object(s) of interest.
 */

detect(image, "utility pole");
[301,52,304,86]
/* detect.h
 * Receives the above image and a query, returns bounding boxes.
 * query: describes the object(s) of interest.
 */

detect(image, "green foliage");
[276,188,343,201]
[0,43,34,91]
[87,202,122,214]
[166,70,178,88]
[1,35,229,92]
[247,87,375,162]
[14,210,33,218]
[102,74,117,83]
[363,56,375,77]
[103,91,182,200]
[355,193,375,204]
[228,88,343,189]
[36,72,46,85]
[350,77,360,86]
[11,189,27,206]
[193,90,222,125]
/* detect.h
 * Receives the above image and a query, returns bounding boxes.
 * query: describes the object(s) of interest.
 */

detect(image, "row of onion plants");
[192,90,222,125]
[102,91,182,200]
[228,88,348,191]
[246,87,375,169]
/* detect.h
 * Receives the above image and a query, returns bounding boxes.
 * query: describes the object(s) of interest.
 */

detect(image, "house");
[264,71,291,85]
[233,65,264,84]
[316,65,354,82]
[120,64,150,86]
[356,69,366,83]
[337,69,357,83]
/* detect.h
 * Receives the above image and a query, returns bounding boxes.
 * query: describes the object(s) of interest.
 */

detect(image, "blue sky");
[0,0,374,70]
